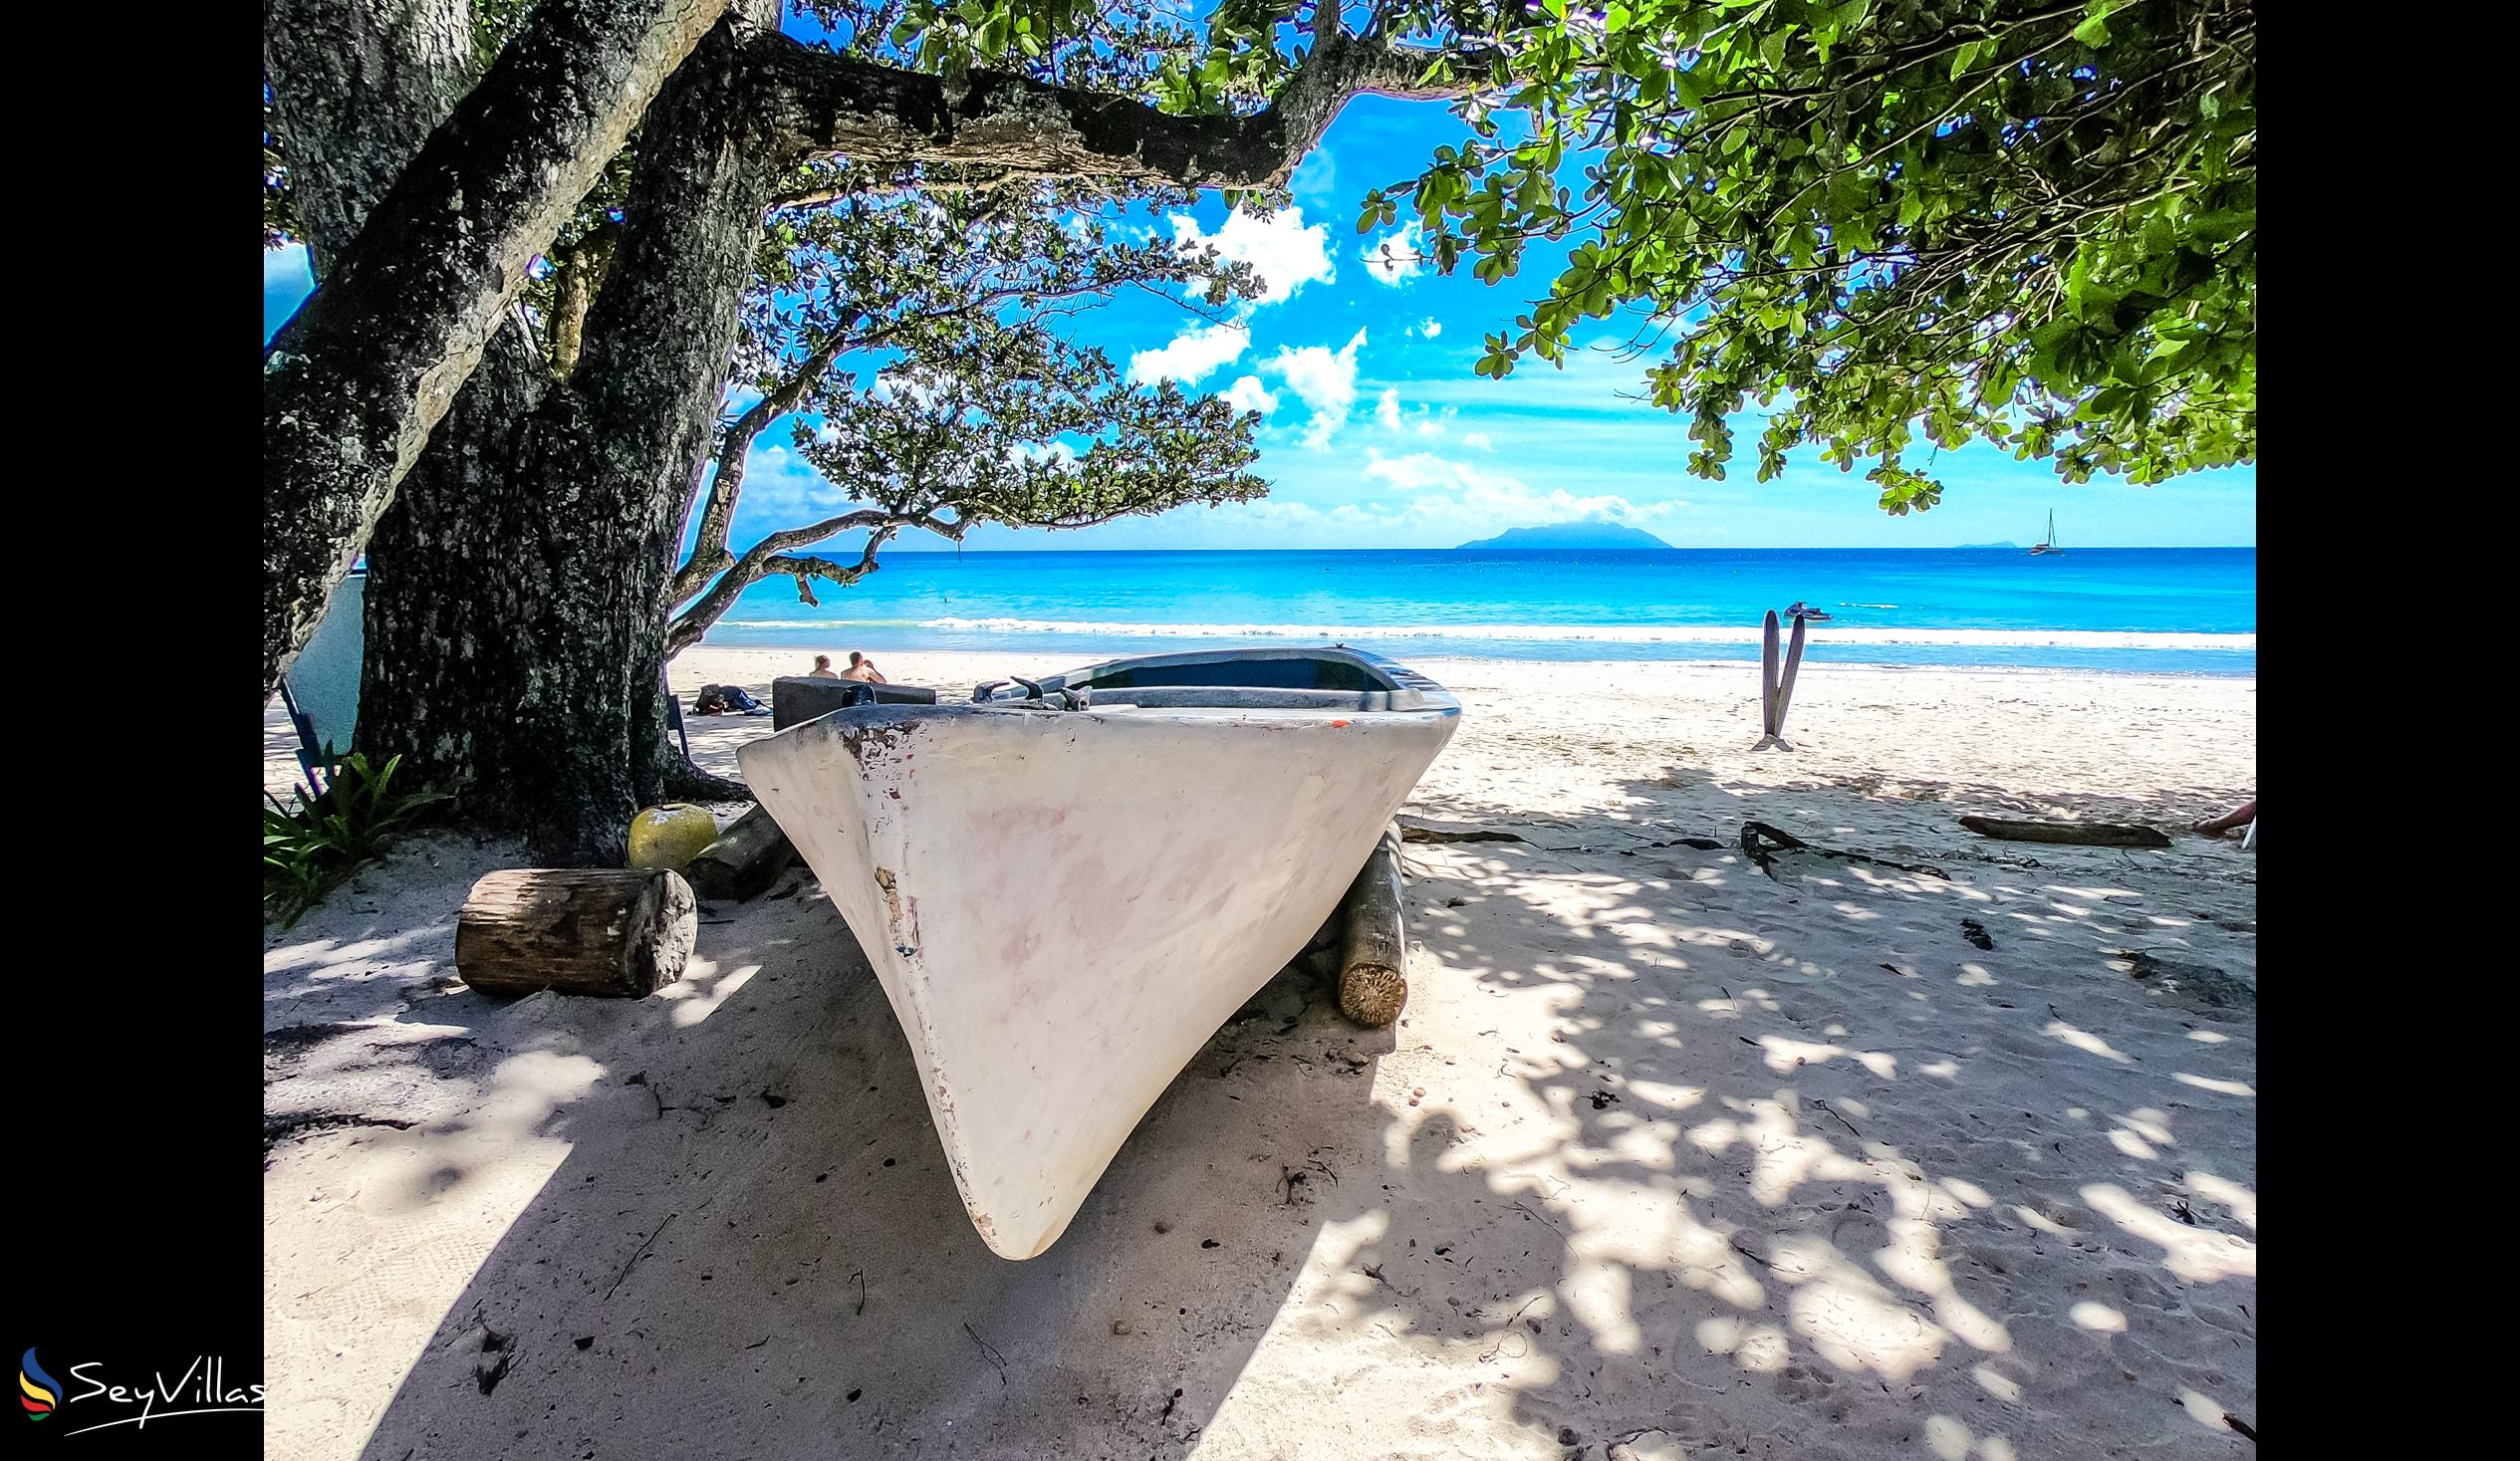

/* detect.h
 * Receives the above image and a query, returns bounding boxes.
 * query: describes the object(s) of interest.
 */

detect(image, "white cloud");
[1374,394,1455,439]
[1262,328,1369,450]
[1358,449,1685,531]
[1169,207,1334,305]
[1128,320,1252,385]
[738,441,845,518]
[1362,224,1423,287]
[1418,318,1442,339]
[1460,430,1494,450]
[1222,374,1279,417]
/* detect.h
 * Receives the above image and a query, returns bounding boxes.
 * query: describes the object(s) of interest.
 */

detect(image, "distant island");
[1955,541,2022,550]
[1456,522,1674,551]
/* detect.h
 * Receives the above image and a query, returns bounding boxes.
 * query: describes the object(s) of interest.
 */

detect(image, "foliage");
[1364,0,2256,511]
[801,323,1266,533]
[798,0,1205,94]
[664,168,1272,649]
[263,753,450,927]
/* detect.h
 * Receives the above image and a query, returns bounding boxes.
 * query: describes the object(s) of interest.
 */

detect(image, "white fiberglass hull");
[737,652,1458,1259]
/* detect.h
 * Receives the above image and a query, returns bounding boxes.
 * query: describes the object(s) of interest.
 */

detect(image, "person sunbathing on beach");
[2193,799,2256,837]
[807,654,841,679]
[839,651,887,684]
[693,683,772,716]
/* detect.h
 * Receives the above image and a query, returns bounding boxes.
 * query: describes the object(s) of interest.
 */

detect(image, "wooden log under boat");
[684,804,798,901]
[1338,823,1409,1029]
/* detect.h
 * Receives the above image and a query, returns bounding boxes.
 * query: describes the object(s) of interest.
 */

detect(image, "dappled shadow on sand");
[270,755,2253,1459]
[1254,762,2257,1458]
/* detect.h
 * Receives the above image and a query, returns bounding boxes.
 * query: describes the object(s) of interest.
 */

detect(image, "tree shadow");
[1246,759,2256,1456]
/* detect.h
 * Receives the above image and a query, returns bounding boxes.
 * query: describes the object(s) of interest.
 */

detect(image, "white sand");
[265,652,2255,1459]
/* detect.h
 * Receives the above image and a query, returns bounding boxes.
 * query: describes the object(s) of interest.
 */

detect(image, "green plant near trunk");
[263,753,451,928]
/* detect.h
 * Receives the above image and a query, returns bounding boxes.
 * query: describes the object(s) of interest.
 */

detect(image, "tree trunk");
[270,0,759,854]
[356,318,552,802]
[498,7,781,864]
[263,0,558,826]
[263,0,474,280]
[264,0,731,697]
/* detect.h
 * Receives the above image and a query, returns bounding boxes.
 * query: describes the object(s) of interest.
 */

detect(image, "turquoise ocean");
[705,547,2256,675]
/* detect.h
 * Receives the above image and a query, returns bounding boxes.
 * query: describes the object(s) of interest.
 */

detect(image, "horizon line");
[823,544,2259,553]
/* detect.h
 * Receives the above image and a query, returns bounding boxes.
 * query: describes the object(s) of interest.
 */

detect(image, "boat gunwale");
[980,645,1461,714]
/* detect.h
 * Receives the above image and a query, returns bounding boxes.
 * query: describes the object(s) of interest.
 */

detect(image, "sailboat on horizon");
[2029,510,2064,556]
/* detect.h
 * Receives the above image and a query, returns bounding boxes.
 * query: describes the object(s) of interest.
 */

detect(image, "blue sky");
[264,95,2255,553]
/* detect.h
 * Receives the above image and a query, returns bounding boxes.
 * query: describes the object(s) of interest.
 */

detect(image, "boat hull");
[737,667,1458,1259]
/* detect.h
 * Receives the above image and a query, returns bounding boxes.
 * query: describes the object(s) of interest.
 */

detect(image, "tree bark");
[356,319,552,799]
[547,222,620,377]
[757,26,1463,190]
[263,0,474,279]
[262,0,557,823]
[264,0,732,697]
[500,8,782,863]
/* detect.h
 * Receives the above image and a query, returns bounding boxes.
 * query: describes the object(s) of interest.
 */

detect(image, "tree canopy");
[663,170,1270,652]
[1364,0,2255,511]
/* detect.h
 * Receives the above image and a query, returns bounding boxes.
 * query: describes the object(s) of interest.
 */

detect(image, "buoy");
[628,803,720,872]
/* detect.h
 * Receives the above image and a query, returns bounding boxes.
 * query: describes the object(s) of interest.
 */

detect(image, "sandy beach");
[264,651,2256,1459]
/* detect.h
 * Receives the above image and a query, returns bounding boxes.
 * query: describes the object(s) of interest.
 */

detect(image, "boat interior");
[769,648,1455,728]
[973,647,1453,714]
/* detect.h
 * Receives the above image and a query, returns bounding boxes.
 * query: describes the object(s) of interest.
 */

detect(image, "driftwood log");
[1396,814,1526,844]
[456,868,698,998]
[1958,815,2171,849]
[684,804,798,901]
[1740,821,1948,880]
[1337,823,1410,1029]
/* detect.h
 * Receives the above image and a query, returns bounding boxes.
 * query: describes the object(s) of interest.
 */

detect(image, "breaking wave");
[911,617,2254,651]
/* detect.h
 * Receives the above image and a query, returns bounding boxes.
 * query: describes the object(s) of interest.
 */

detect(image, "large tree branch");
[263,0,735,697]
[667,506,965,655]
[671,336,854,606]
[548,218,622,378]
[264,0,476,278]
[755,26,1469,189]
[674,266,1208,607]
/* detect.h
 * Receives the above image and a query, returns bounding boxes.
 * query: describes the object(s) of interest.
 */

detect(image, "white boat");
[737,647,1461,1259]
[2029,509,2065,556]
